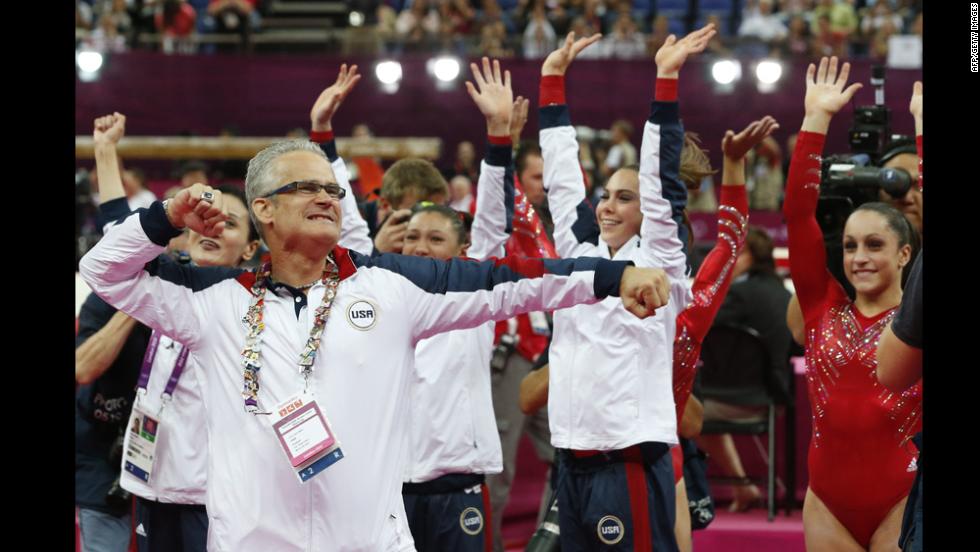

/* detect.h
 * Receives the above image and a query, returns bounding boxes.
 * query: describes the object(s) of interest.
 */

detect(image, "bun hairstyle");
[410,202,472,247]
[744,226,776,276]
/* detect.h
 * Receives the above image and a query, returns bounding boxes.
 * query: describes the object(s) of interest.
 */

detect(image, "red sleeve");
[916,134,923,191]
[680,185,750,344]
[782,131,848,325]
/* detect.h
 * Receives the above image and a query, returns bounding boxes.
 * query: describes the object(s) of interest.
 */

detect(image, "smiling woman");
[186,185,259,268]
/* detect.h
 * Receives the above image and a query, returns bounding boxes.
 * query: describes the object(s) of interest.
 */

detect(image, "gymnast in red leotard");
[668,115,777,552]
[783,57,922,551]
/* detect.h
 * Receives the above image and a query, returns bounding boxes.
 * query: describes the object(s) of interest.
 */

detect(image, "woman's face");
[402,212,466,260]
[187,194,259,268]
[842,210,911,297]
[596,169,642,254]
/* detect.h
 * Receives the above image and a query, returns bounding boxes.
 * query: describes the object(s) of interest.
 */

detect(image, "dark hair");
[850,202,913,248]
[381,158,448,207]
[850,201,920,287]
[216,185,259,242]
[744,226,776,276]
[409,202,471,247]
[515,141,542,177]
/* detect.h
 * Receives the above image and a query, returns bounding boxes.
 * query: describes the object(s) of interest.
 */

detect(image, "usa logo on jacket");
[346,300,378,331]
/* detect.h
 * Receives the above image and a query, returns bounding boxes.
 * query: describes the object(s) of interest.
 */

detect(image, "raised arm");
[638,23,716,276]
[93,112,134,228]
[309,63,374,255]
[539,32,604,258]
[465,57,518,260]
[685,116,778,341]
[783,56,862,324]
[79,184,240,349]
[75,293,140,385]
[910,80,922,191]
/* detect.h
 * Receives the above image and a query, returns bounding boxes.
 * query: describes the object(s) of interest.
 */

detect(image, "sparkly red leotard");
[784,131,922,548]
[670,185,749,483]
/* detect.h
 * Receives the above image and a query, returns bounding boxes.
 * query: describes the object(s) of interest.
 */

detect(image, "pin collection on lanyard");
[240,255,340,414]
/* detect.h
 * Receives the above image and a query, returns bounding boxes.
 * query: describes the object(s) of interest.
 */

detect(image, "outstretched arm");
[465,57,517,260]
[909,80,923,191]
[538,32,605,258]
[308,64,374,254]
[783,56,862,325]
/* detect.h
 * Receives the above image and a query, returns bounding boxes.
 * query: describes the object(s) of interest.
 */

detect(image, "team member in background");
[323,58,522,550]
[80,64,673,551]
[538,25,715,551]
[670,116,777,550]
[784,57,921,551]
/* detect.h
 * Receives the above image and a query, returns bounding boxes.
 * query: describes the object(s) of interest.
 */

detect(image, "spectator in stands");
[812,0,858,55]
[450,140,481,183]
[206,0,260,48]
[778,0,816,24]
[696,226,792,513]
[580,0,607,36]
[478,0,516,56]
[449,175,476,213]
[89,11,129,53]
[784,15,811,58]
[440,0,476,53]
[868,17,898,61]
[601,119,637,179]
[746,136,783,211]
[861,0,905,36]
[395,0,442,51]
[738,0,788,47]
[603,11,646,59]
[809,13,837,57]
[78,0,95,31]
[155,0,198,54]
[523,0,558,58]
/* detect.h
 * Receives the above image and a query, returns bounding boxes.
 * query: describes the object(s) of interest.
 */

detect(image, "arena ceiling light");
[76,49,104,82]
[375,60,402,93]
[349,11,364,27]
[711,59,741,85]
[432,56,461,82]
[755,60,782,84]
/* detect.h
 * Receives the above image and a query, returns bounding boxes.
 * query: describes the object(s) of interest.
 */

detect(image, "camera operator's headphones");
[879,135,917,166]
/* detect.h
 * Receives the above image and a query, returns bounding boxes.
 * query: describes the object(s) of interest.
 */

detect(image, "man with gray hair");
[79,64,672,551]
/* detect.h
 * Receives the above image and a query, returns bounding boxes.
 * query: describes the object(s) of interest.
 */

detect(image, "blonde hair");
[679,132,716,190]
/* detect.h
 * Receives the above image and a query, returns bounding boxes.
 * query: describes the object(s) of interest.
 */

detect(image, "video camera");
[815,65,917,298]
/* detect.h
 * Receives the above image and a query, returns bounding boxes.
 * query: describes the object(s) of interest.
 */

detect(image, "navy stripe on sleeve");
[571,199,600,246]
[144,254,245,292]
[540,105,571,129]
[318,140,339,163]
[485,142,516,235]
[349,250,629,299]
[98,197,133,229]
[140,202,185,247]
[650,101,689,257]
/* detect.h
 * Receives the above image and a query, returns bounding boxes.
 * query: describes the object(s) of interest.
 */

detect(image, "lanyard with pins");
[240,255,340,414]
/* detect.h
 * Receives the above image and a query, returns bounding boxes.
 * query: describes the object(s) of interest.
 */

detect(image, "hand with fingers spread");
[310,63,362,132]
[619,266,670,319]
[165,183,228,237]
[465,57,514,136]
[802,56,863,133]
[655,23,716,78]
[909,80,922,135]
[93,112,127,147]
[541,31,603,76]
[509,96,530,144]
[722,116,780,161]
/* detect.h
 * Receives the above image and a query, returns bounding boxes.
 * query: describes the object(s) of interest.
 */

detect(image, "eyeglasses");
[261,181,346,200]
